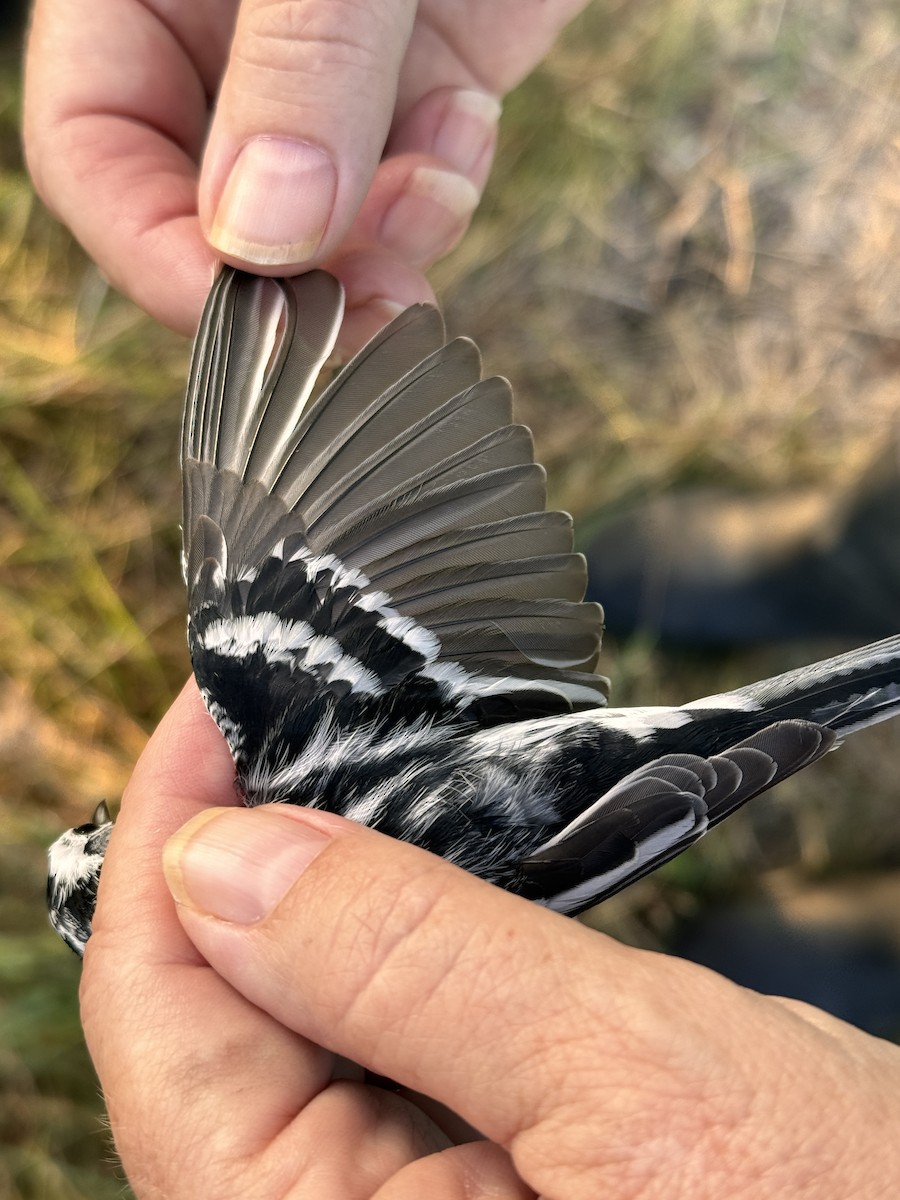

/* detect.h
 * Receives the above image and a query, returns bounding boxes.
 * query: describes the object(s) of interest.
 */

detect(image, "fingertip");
[373,1141,535,1200]
[388,86,501,190]
[128,236,218,336]
[336,301,414,361]
[163,805,333,924]
[325,247,436,358]
[378,164,479,268]
[197,0,421,274]
[127,679,235,810]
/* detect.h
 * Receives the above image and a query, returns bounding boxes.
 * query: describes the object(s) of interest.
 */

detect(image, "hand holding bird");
[70,680,900,1199]
[49,268,900,953]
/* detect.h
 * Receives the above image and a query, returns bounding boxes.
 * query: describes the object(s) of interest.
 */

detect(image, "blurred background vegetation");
[3,1,900,1195]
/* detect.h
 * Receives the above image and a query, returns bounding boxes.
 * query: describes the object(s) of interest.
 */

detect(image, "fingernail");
[380,166,479,267]
[209,137,337,265]
[163,807,331,923]
[432,90,501,176]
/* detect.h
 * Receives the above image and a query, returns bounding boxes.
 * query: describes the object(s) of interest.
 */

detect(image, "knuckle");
[322,860,461,1037]
[237,0,385,77]
[506,959,760,1198]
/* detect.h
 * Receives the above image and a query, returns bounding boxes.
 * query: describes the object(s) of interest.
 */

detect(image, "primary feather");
[48,268,900,954]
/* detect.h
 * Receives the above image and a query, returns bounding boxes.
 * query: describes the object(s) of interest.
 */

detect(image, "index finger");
[80,682,336,1193]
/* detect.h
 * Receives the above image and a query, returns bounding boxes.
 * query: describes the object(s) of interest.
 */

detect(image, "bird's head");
[47,800,114,957]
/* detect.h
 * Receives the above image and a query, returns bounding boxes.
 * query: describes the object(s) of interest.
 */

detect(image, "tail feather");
[691,633,900,737]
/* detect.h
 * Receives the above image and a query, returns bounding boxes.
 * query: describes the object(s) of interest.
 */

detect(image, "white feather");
[201,613,315,662]
[47,830,107,901]
[541,807,706,914]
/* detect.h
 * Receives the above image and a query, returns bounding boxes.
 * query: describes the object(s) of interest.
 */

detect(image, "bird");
[48,267,900,955]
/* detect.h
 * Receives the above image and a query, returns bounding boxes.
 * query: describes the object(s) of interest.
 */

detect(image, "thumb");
[160,802,673,1151]
[161,804,900,1198]
[200,0,418,269]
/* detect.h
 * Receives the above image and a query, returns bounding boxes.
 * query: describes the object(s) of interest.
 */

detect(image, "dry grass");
[3,0,900,1192]
[444,1,900,510]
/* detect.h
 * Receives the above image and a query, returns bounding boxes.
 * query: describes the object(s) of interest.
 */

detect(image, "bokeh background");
[4,1,900,1195]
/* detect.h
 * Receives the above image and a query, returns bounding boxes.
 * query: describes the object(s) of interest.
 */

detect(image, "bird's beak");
[92,800,112,825]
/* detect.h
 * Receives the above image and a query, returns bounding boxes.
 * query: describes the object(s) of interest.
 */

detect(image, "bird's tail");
[519,635,900,914]
[686,632,900,738]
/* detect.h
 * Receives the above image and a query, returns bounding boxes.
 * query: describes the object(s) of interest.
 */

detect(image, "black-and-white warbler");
[48,268,900,955]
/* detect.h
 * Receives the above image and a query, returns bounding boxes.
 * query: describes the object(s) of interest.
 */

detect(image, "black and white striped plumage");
[48,268,900,953]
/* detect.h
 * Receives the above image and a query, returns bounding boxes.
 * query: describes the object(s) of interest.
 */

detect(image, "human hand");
[23,0,587,351]
[81,681,900,1198]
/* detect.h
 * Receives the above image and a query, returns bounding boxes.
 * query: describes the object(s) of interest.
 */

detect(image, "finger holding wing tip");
[218,142,480,322]
[199,0,420,271]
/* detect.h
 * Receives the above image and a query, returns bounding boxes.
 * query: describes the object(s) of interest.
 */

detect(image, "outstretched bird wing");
[182,269,607,790]
[46,270,900,955]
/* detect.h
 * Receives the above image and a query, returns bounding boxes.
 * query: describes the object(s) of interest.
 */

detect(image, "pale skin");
[82,682,900,1198]
[23,2,900,1194]
[23,0,588,351]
